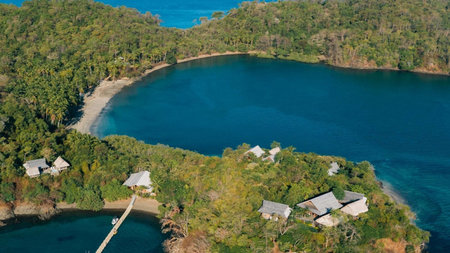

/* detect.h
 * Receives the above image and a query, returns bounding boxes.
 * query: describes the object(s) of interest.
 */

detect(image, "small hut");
[53,156,70,171]
[123,171,153,193]
[297,192,343,216]
[23,158,49,178]
[328,162,340,176]
[262,147,281,162]
[258,200,291,220]
[245,145,265,158]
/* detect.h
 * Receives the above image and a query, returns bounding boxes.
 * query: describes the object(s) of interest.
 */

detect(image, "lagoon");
[95,55,450,252]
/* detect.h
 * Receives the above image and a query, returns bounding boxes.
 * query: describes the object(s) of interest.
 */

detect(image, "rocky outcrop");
[0,202,59,221]
[0,203,14,220]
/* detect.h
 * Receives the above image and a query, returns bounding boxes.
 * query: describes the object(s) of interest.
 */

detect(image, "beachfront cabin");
[23,158,49,178]
[258,200,291,221]
[315,213,340,227]
[328,162,340,176]
[245,145,265,158]
[340,197,368,216]
[123,171,153,193]
[297,192,343,217]
[53,156,70,172]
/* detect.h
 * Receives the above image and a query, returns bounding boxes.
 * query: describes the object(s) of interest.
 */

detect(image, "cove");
[95,55,450,252]
[0,210,166,252]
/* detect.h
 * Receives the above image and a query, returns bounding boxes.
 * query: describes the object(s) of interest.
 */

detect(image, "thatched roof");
[341,190,365,204]
[23,158,49,170]
[269,147,281,155]
[246,145,265,158]
[341,197,368,216]
[25,167,41,177]
[53,156,70,169]
[123,171,152,188]
[258,200,291,218]
[328,162,340,176]
[297,192,343,216]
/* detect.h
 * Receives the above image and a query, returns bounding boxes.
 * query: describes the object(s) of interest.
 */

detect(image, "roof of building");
[246,145,265,158]
[328,162,340,176]
[53,156,70,168]
[23,158,49,170]
[262,154,275,162]
[269,147,281,155]
[341,190,365,204]
[315,214,340,227]
[123,171,152,188]
[340,197,368,216]
[26,167,41,177]
[258,200,291,218]
[297,192,343,216]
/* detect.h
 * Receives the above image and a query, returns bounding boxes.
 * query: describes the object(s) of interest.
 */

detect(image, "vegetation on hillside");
[0,0,442,251]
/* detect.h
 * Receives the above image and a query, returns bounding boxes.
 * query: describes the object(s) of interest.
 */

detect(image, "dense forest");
[0,0,443,252]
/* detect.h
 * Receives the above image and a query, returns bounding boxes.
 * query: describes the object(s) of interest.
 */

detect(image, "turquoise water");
[95,55,450,252]
[0,211,166,252]
[1,0,274,28]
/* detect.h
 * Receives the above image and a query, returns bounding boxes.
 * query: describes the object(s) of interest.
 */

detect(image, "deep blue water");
[95,55,450,252]
[0,211,166,252]
[1,0,274,28]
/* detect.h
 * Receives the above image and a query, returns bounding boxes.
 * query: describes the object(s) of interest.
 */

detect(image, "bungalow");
[23,158,49,178]
[339,190,368,216]
[340,198,368,216]
[258,200,291,220]
[53,156,70,171]
[123,171,153,193]
[328,162,340,176]
[297,192,343,216]
[245,145,265,158]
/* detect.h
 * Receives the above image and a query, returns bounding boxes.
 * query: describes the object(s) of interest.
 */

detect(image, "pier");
[96,195,137,253]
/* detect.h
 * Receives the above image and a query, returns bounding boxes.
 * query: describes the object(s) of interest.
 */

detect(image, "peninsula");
[0,0,445,252]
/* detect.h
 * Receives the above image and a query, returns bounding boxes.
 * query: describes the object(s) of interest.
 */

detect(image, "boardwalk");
[96,195,137,253]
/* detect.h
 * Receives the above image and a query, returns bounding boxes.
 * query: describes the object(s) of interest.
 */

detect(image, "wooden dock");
[96,195,137,253]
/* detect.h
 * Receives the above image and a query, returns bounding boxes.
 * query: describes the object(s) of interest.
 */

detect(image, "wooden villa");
[297,192,343,216]
[258,200,292,220]
[23,158,49,178]
[123,171,153,193]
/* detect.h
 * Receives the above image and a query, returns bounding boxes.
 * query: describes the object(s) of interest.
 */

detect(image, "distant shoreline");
[68,51,250,134]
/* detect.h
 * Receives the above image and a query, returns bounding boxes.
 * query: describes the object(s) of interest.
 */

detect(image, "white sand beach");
[69,51,252,134]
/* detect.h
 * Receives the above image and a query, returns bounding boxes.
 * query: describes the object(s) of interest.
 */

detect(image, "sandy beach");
[69,51,251,134]
[56,196,161,215]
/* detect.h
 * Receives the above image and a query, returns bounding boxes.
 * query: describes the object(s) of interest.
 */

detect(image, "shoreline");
[68,51,249,134]
[69,51,448,135]
[56,196,161,215]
